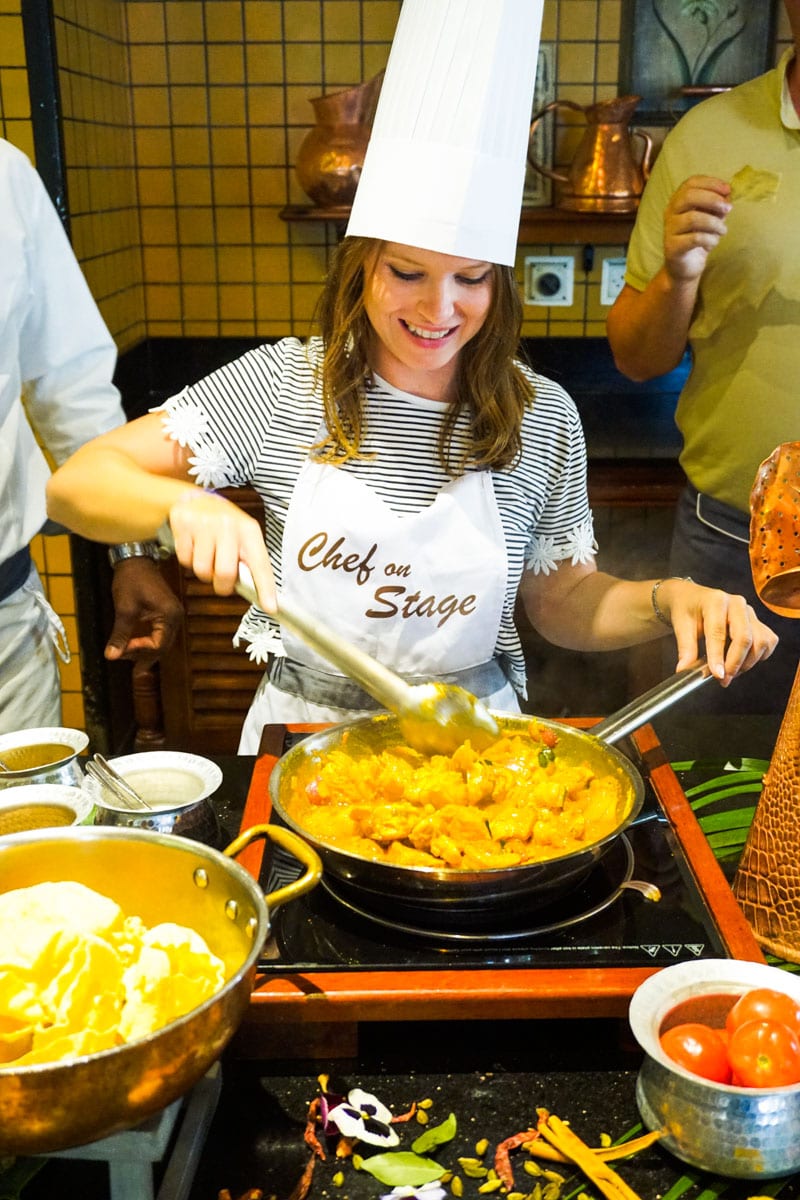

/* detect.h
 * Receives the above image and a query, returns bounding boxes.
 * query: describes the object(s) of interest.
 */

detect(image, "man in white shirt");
[0,137,181,734]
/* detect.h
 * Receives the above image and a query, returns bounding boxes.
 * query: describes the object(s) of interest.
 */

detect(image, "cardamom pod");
[458,1158,489,1179]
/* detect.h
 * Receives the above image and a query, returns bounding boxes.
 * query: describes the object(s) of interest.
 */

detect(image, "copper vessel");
[732,442,800,963]
[528,94,653,214]
[0,824,321,1153]
[749,442,800,617]
[295,72,383,207]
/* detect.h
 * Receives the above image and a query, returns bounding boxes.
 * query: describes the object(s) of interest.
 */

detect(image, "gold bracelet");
[651,576,692,627]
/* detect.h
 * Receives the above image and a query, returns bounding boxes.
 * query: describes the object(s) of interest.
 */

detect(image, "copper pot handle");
[528,99,584,183]
[631,127,653,180]
[224,824,322,911]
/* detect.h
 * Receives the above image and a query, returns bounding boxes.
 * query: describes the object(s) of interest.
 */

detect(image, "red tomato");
[660,1022,732,1083]
[726,987,800,1039]
[727,1019,800,1088]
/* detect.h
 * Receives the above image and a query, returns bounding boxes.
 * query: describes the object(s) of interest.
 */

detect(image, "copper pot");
[528,94,653,214]
[295,72,383,207]
[0,824,321,1154]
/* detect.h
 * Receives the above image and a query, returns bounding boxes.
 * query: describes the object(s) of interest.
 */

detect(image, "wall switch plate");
[524,255,574,307]
[600,257,627,306]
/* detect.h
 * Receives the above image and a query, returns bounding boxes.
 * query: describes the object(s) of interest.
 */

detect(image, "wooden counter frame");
[236,720,763,1047]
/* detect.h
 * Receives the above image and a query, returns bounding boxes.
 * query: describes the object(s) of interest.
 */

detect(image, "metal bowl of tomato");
[628,958,800,1179]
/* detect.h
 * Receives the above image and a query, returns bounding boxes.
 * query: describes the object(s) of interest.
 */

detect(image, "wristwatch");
[107,541,170,568]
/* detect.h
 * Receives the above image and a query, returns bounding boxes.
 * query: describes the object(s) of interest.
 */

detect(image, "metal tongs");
[85,753,152,810]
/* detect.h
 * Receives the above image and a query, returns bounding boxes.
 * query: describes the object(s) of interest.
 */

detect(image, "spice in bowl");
[117,767,205,809]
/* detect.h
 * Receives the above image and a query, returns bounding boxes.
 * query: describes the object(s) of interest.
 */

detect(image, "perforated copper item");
[733,662,800,962]
[749,442,800,616]
[733,443,800,963]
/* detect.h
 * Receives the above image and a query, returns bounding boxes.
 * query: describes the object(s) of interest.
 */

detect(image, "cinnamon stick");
[535,1111,646,1200]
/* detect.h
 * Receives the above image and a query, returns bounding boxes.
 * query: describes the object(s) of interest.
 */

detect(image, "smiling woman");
[362,244,494,403]
[44,0,777,753]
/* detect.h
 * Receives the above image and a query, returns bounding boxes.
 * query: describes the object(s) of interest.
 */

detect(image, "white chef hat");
[346,0,544,267]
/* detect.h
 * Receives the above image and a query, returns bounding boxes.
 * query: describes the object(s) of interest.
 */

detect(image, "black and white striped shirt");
[161,336,595,696]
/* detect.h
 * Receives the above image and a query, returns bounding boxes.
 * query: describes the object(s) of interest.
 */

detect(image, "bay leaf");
[412,1113,457,1155]
[356,1151,447,1187]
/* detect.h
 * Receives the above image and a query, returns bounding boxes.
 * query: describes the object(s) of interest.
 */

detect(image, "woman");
[46,237,777,751]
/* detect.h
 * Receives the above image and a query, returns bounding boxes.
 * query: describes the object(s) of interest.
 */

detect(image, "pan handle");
[224,824,323,911]
[590,658,713,745]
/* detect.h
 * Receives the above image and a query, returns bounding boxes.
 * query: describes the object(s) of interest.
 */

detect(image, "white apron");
[0,563,69,734]
[238,457,519,752]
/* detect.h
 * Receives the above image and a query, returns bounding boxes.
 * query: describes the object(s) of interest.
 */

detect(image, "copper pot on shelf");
[295,71,384,208]
[528,94,653,214]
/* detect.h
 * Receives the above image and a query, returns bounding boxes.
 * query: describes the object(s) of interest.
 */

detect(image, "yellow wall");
[0,0,793,731]
[0,4,32,153]
[50,0,795,348]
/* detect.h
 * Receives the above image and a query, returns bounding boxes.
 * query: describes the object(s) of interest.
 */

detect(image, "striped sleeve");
[500,367,596,574]
[158,338,316,488]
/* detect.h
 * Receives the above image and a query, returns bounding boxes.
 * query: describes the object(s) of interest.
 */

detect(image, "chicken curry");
[285,721,632,871]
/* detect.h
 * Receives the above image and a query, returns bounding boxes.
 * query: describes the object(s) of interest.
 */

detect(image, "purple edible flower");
[324,1087,400,1147]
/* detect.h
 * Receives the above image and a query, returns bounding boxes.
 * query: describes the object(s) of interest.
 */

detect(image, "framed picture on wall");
[619,0,779,125]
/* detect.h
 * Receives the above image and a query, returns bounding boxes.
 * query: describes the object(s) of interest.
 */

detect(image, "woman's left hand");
[658,577,779,684]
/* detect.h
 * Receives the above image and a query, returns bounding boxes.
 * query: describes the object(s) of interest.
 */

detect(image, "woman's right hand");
[664,174,731,283]
[167,489,277,613]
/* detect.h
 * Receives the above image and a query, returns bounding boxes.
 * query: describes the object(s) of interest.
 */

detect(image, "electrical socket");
[524,256,574,307]
[600,257,627,306]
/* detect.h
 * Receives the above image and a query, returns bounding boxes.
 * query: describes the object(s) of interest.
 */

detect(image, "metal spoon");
[156,526,499,755]
[86,754,153,811]
[239,562,500,755]
[0,757,9,773]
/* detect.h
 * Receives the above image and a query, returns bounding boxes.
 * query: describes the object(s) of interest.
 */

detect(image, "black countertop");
[12,713,799,1200]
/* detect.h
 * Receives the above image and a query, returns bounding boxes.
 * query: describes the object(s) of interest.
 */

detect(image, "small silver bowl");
[629,958,800,1179]
[0,784,93,837]
[85,750,223,846]
[0,728,88,788]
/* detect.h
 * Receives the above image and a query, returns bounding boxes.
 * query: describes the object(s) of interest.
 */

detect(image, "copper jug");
[528,95,653,214]
[295,71,384,208]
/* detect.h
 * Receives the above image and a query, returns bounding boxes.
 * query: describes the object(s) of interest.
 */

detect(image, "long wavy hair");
[313,236,534,473]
